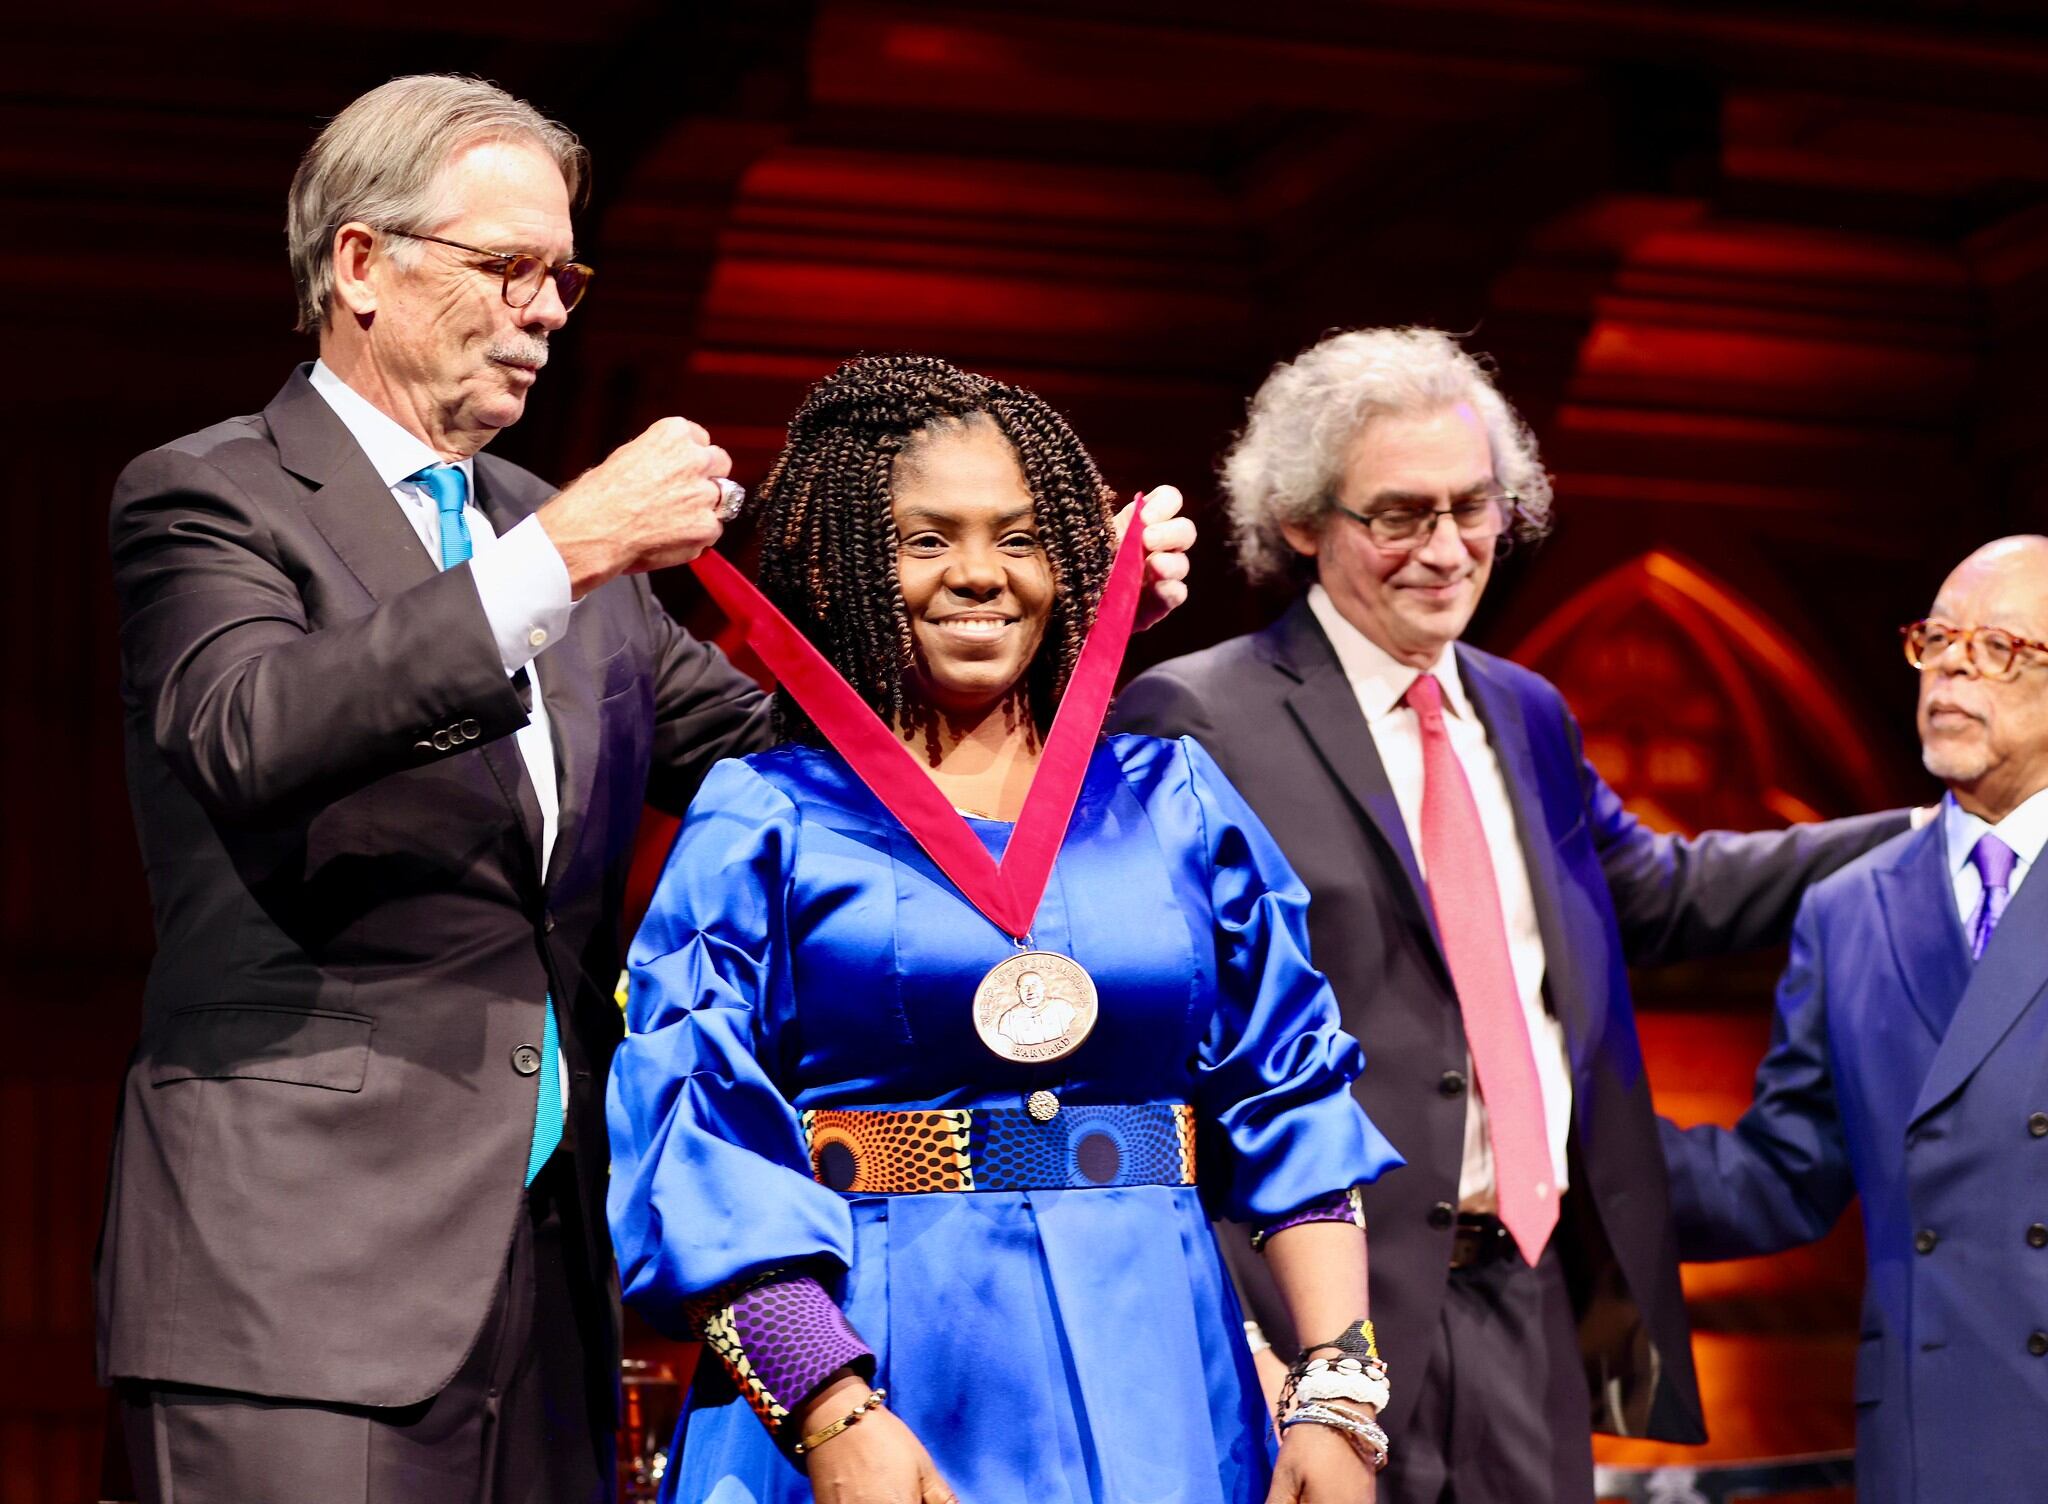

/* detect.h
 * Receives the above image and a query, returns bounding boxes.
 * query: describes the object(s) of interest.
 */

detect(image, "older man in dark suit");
[96,74,1191,1503]
[1110,327,1905,1502]
[1663,536,2048,1504]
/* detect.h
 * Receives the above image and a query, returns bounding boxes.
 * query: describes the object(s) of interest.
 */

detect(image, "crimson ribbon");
[689,501,1149,941]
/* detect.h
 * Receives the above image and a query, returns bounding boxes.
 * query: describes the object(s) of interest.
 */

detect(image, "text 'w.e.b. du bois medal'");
[972,951,1099,1064]
[690,492,1149,1073]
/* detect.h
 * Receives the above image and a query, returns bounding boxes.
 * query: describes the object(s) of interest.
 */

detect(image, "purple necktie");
[1969,833,2018,961]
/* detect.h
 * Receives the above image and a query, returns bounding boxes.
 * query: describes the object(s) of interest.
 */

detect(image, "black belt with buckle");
[1448,1213,1515,1270]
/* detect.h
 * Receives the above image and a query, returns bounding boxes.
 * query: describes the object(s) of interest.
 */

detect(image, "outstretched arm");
[1661,895,1858,1260]
[1575,708,1907,965]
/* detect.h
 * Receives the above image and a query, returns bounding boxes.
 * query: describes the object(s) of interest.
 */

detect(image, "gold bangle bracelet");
[792,1388,888,1457]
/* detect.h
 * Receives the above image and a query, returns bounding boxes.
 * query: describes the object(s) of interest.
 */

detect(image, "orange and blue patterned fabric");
[801,1103,1197,1192]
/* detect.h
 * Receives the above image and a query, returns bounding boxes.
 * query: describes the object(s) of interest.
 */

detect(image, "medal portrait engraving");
[973,951,1098,1063]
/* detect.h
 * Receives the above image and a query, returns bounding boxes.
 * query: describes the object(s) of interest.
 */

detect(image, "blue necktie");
[526,999,562,1184]
[410,463,561,1182]
[411,463,472,568]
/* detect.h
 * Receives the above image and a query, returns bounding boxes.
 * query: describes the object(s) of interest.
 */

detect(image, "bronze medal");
[973,951,1099,1064]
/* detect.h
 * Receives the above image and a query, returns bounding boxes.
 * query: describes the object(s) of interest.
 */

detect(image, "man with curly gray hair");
[1113,326,1906,1503]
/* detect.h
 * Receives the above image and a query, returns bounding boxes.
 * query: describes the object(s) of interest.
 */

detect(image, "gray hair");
[1222,327,1554,586]
[286,75,588,335]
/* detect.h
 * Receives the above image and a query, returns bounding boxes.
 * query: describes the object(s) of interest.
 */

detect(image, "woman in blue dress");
[607,355,1402,1504]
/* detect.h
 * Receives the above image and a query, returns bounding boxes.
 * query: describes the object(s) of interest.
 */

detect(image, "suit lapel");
[1910,839,2048,1126]
[1268,601,1445,960]
[270,369,544,875]
[268,367,439,603]
[1873,821,1971,1043]
[1459,647,1596,1068]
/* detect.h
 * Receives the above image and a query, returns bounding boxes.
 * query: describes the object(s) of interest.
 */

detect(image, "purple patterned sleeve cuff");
[1251,1186,1367,1251]
[694,1273,875,1435]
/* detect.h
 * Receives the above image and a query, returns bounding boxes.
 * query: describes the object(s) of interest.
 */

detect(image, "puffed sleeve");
[606,757,859,1327]
[1169,737,1404,1223]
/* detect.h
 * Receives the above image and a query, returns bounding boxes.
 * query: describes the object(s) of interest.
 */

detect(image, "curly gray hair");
[286,75,588,335]
[1223,327,1554,586]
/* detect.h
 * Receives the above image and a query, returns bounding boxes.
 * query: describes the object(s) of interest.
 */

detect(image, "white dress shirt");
[1942,784,2048,929]
[1307,585,1573,1211]
[308,361,574,873]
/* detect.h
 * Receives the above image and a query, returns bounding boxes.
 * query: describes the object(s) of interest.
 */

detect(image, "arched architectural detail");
[1510,550,1888,834]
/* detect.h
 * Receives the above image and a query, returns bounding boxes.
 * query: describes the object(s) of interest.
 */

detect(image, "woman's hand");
[796,1376,958,1504]
[1266,1416,1378,1503]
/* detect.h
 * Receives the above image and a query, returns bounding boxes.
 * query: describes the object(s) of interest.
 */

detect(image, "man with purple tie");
[1662,535,2048,1504]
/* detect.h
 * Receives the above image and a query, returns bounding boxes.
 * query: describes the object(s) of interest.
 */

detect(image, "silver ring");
[713,478,747,521]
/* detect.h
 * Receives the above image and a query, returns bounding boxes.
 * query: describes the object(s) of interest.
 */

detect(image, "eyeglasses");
[382,229,594,312]
[1901,618,2048,681]
[1331,490,1518,552]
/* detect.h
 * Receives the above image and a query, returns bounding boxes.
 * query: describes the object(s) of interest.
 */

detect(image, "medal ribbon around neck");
[688,496,1148,943]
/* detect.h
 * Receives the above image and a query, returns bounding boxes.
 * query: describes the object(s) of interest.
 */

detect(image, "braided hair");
[754,353,1117,751]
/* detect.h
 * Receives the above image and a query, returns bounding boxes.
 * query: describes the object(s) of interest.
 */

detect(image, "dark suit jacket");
[1662,819,2048,1504]
[1110,597,1905,1442]
[95,366,770,1407]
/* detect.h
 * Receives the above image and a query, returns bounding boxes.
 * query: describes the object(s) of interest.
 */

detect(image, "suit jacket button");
[1439,1070,1467,1098]
[512,1044,542,1076]
[461,718,481,739]
[2031,1332,2048,1358]
[1429,1201,1455,1230]
[543,910,557,934]
[2029,1224,2048,1250]
[1914,1228,1939,1255]
[413,739,434,754]
[2032,1112,2048,1138]
[432,729,452,751]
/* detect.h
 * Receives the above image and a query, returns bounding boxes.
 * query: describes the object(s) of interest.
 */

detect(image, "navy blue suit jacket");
[1664,817,2048,1504]
[1113,599,1906,1442]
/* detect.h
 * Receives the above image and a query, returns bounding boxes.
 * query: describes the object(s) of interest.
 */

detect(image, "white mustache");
[488,338,550,370]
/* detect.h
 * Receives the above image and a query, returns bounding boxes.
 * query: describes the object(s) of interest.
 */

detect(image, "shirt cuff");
[691,1272,876,1436]
[1251,1187,1368,1251]
[471,514,573,674]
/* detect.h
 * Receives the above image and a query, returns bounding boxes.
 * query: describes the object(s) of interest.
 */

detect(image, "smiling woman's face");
[890,417,1055,722]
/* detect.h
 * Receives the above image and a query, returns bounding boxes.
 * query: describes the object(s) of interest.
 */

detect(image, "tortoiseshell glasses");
[383,229,594,312]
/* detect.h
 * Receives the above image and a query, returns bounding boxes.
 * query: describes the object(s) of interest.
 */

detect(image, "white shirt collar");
[1305,583,1474,722]
[308,359,472,495]
[1942,783,2048,879]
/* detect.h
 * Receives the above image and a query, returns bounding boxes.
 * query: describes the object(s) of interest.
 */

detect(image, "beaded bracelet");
[791,1388,889,1458]
[1294,1356,1391,1413]
[1276,1319,1387,1427]
[1281,1401,1391,1471]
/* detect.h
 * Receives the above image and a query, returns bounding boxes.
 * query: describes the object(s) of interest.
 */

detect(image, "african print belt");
[801,1103,1197,1194]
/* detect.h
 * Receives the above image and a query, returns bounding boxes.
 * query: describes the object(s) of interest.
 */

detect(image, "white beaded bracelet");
[1293,1357,1390,1413]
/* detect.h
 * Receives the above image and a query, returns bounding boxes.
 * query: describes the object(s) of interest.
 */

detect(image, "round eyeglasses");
[382,229,594,312]
[1901,618,2048,682]
[1331,491,1518,552]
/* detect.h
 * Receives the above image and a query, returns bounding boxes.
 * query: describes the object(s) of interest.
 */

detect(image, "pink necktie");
[1405,672,1557,1265]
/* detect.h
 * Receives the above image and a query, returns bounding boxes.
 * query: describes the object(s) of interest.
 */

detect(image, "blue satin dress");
[607,734,1401,1504]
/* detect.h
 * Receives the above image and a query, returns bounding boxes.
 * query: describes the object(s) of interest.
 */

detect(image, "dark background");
[8,1,2048,1497]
